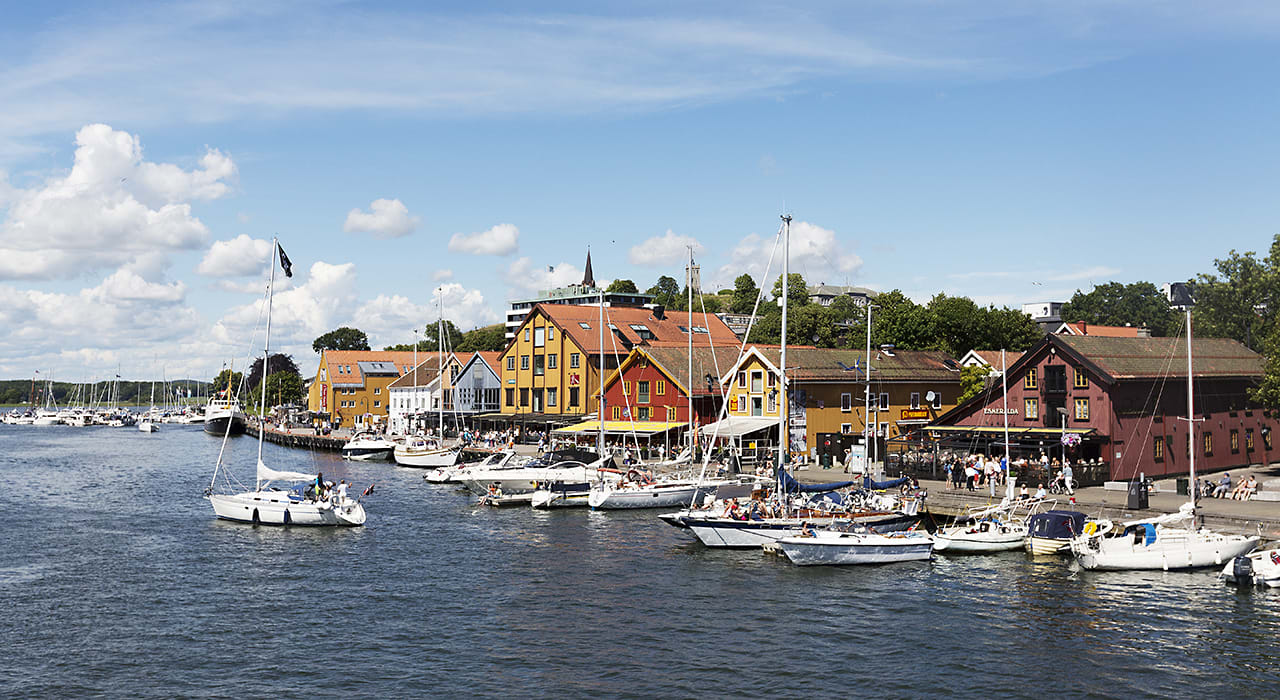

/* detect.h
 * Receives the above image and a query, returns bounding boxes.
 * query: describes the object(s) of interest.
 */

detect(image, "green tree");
[247,353,300,389]
[606,279,639,294]
[871,290,936,350]
[457,324,509,352]
[957,364,997,404]
[420,320,465,352]
[312,326,370,353]
[692,293,723,313]
[1193,236,1280,351]
[982,306,1043,352]
[211,369,244,396]
[928,293,983,357]
[646,275,682,309]
[1061,281,1177,337]
[1253,325,1280,411]
[730,274,760,314]
[771,273,809,308]
[248,370,304,409]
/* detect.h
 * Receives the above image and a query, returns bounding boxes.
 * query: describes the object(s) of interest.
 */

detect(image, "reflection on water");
[2,423,1278,698]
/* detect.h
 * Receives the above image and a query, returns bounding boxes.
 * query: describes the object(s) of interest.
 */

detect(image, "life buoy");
[1083,522,1098,535]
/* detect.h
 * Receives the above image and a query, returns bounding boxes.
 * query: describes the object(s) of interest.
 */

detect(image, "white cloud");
[628,229,705,266]
[213,261,358,351]
[343,198,420,239]
[197,234,274,277]
[432,269,454,281]
[505,257,583,297]
[92,268,186,303]
[714,220,862,293]
[448,223,520,256]
[0,124,233,279]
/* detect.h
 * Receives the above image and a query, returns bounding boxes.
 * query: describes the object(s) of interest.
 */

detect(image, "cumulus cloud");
[0,124,234,280]
[505,257,584,297]
[197,234,274,277]
[432,269,454,281]
[715,220,862,293]
[92,268,186,303]
[213,261,358,350]
[448,223,520,256]
[628,229,705,266]
[343,198,419,239]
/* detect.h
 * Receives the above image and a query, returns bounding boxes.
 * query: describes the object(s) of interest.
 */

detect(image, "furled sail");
[258,459,315,483]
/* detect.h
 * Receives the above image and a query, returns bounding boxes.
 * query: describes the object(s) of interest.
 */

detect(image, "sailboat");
[394,291,464,468]
[139,379,160,433]
[1070,284,1256,570]
[206,240,367,527]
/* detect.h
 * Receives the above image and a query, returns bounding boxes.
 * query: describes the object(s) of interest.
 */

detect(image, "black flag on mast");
[277,243,293,278]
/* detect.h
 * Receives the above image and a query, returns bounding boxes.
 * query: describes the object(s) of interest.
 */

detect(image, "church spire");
[582,248,595,288]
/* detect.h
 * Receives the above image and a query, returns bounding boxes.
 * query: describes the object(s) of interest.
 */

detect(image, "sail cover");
[258,459,315,483]
[777,469,856,493]
[863,475,910,490]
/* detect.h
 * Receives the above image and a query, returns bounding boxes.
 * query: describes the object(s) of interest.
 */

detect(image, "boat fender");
[251,508,260,526]
[283,509,291,526]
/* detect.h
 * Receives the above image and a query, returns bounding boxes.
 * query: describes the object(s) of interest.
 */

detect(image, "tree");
[247,353,300,390]
[210,369,244,396]
[871,290,936,351]
[646,276,682,310]
[456,324,509,352]
[247,370,304,409]
[957,364,997,404]
[1253,325,1280,412]
[606,279,639,294]
[730,274,759,314]
[312,326,370,354]
[692,293,723,314]
[420,320,465,352]
[1061,281,1177,337]
[981,306,1043,352]
[1193,235,1280,352]
[771,273,809,308]
[928,293,983,357]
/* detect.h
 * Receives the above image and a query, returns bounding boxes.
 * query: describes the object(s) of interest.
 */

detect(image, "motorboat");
[423,450,525,484]
[203,397,247,436]
[138,419,159,433]
[934,499,1048,554]
[459,453,608,496]
[393,436,461,468]
[778,527,934,566]
[1026,510,1087,555]
[530,480,596,509]
[341,431,395,461]
[587,468,748,510]
[1070,504,1258,571]
[1220,547,1280,588]
[32,410,62,426]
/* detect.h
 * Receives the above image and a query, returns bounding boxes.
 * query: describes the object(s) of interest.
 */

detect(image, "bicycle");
[1047,475,1078,495]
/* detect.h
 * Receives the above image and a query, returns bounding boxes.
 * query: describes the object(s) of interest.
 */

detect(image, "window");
[373,388,381,395]
[841,393,852,412]
[638,381,650,404]
[738,372,746,388]
[1265,429,1273,450]
[570,353,581,368]
[767,371,777,387]
[548,354,558,369]
[373,400,380,408]
[767,393,777,414]
[751,371,763,393]
[879,393,889,411]
[569,388,580,407]
[534,355,545,376]
[612,406,621,420]
[534,327,545,347]
[667,406,677,421]
[656,380,665,396]
[1074,369,1089,389]
[622,381,630,395]
[531,389,543,412]
[932,391,942,410]
[579,322,591,330]
[841,423,852,434]
[1025,398,1039,420]
[521,355,530,370]
[1153,435,1164,462]
[524,328,530,342]
[507,356,515,371]
[1025,368,1037,389]
[1246,429,1255,451]
[638,357,647,368]
[547,326,554,341]
[520,388,529,407]
[878,422,888,437]
[547,388,557,407]
[1074,397,1089,421]
[910,392,920,409]
[638,407,649,421]
[1230,429,1239,454]
[1204,431,1213,456]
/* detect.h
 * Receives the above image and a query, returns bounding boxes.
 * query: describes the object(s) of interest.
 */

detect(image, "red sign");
[321,382,328,411]
[569,373,580,386]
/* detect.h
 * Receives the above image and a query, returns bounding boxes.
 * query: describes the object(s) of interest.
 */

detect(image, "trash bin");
[820,454,833,469]
[1127,480,1150,510]
[1176,478,1189,496]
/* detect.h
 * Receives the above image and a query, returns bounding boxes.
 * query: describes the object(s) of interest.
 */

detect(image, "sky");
[2,0,1280,382]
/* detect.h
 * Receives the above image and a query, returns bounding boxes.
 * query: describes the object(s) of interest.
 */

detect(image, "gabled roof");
[321,350,419,386]
[529,303,739,355]
[721,345,961,383]
[607,344,747,397]
[960,349,1025,370]
[1055,322,1145,337]
[387,355,446,389]
[1053,335,1262,381]
[455,351,502,379]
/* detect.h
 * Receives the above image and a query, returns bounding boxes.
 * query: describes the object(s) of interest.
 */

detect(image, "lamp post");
[1055,406,1070,467]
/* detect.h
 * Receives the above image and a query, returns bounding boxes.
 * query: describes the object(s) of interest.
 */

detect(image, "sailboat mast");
[1002,348,1012,500]
[598,289,605,456]
[438,290,444,438]
[1185,305,1196,519]
[256,238,277,489]
[779,214,790,469]
[687,247,694,450]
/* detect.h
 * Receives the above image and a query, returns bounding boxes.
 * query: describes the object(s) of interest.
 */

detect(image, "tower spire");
[582,248,596,288]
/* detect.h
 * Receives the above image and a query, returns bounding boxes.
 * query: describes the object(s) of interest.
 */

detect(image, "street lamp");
[1055,406,1070,466]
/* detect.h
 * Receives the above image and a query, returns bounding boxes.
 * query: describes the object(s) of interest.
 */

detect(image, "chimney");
[652,305,665,320]
[1137,327,1152,338]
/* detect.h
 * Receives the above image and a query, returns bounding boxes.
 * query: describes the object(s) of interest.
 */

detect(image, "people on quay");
[964,461,978,491]
[1034,483,1047,500]
[1240,475,1259,500]
[1213,473,1232,498]
[1061,461,1074,495]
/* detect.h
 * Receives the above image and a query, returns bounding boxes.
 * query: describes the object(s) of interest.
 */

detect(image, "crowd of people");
[1206,472,1261,501]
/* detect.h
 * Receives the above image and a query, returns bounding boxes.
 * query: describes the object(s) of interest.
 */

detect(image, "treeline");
[311,323,508,354]
[0,379,210,406]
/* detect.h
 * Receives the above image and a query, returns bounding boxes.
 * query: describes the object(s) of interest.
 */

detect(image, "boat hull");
[1027,536,1071,556]
[208,492,366,526]
[1220,548,1280,588]
[393,447,459,468]
[204,414,246,436]
[342,446,393,461]
[779,533,934,566]
[684,512,919,549]
[934,525,1027,554]
[1075,532,1258,571]
[587,483,714,510]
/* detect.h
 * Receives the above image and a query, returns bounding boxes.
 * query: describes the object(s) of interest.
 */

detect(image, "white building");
[451,351,503,416]
[387,354,460,435]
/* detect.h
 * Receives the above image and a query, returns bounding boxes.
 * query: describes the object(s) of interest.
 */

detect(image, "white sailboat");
[206,240,367,527]
[139,380,160,433]
[394,290,464,468]
[1070,285,1256,570]
[778,528,934,566]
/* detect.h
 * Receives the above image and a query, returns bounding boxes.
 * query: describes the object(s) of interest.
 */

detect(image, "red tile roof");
[322,350,419,386]
[534,304,739,355]
[1059,322,1143,337]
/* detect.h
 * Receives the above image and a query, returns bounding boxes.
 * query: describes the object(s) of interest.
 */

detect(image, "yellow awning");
[553,420,687,435]
[925,425,1095,436]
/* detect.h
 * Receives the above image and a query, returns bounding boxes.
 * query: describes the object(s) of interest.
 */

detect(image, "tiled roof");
[322,350,418,386]
[637,344,750,396]
[1054,335,1263,381]
[746,346,962,383]
[536,304,739,355]
[967,350,1025,369]
[387,355,446,389]
[1058,322,1144,337]
[473,351,503,372]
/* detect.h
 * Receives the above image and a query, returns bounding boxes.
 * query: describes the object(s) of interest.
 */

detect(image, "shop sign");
[901,408,930,420]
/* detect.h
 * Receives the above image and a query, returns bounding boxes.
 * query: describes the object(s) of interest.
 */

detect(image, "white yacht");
[393,436,461,468]
[1221,547,1280,589]
[341,432,396,461]
[204,397,248,436]
[778,528,934,566]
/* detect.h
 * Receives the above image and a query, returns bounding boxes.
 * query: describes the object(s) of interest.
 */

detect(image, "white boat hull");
[1027,536,1071,556]
[934,523,1027,554]
[779,532,934,566]
[138,422,159,433]
[1074,530,1258,571]
[587,482,713,510]
[393,446,460,468]
[208,492,366,526]
[683,512,919,549]
[1220,548,1280,588]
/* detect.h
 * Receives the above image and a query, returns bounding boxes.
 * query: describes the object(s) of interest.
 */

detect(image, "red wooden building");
[928,334,1278,482]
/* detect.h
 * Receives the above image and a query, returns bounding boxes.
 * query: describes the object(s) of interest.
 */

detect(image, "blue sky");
[2,1,1279,381]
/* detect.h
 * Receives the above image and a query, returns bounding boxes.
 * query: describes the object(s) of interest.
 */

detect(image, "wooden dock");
[246,424,347,452]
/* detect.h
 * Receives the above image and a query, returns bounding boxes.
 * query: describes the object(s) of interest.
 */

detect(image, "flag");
[547,265,555,273]
[362,484,375,497]
[278,243,293,278]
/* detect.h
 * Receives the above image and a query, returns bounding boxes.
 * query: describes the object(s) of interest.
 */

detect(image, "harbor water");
[3,425,1278,698]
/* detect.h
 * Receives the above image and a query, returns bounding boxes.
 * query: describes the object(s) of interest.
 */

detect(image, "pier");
[246,423,348,452]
